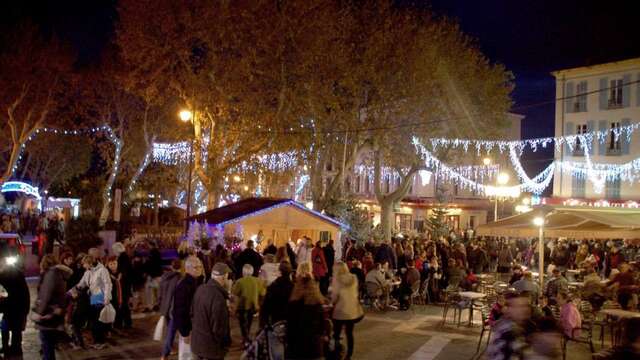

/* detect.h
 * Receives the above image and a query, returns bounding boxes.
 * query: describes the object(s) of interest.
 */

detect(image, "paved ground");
[16,292,597,360]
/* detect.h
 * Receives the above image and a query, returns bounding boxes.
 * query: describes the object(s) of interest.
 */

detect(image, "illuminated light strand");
[428,122,639,154]
[9,125,123,205]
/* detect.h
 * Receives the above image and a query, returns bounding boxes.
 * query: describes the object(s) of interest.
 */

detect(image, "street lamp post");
[179,109,195,236]
[533,216,545,290]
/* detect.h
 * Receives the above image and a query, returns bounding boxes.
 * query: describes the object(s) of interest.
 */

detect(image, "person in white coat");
[72,254,112,349]
[331,262,364,359]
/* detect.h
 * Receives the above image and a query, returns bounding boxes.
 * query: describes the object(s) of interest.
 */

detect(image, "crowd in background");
[2,226,639,359]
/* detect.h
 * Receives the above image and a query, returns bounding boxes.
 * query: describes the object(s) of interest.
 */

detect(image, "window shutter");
[582,81,588,112]
[599,77,608,110]
[587,120,595,154]
[598,120,607,156]
[622,74,631,108]
[564,121,574,155]
[565,81,574,113]
[621,118,631,154]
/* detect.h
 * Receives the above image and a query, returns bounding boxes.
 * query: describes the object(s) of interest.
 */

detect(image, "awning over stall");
[476,205,640,239]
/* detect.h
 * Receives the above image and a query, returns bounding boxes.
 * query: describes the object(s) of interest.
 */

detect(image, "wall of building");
[553,58,640,200]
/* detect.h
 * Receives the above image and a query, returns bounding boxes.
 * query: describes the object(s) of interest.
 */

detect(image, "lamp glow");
[483,157,492,166]
[179,110,193,122]
[497,172,510,185]
[533,217,545,227]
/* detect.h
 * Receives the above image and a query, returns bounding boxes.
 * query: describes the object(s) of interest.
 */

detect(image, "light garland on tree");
[9,125,123,204]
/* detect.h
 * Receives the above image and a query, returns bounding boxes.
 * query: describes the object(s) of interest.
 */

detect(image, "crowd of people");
[1,226,639,359]
[1,210,65,258]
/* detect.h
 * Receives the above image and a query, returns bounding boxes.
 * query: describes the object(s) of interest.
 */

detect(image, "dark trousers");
[89,305,106,344]
[114,299,132,328]
[333,319,356,358]
[39,330,58,360]
[2,329,22,355]
[237,309,255,341]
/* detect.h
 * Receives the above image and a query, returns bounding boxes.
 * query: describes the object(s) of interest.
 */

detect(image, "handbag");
[153,316,166,341]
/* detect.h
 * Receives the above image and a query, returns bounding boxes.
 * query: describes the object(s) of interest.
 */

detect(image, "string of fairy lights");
[7,120,640,201]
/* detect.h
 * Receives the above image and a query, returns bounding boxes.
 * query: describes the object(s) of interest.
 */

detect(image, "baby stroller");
[241,321,286,360]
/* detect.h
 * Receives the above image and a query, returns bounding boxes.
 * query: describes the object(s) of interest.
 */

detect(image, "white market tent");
[187,198,346,252]
[476,205,640,240]
[476,205,640,288]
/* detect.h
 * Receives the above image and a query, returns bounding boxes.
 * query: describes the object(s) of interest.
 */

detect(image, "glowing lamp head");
[497,172,510,185]
[243,185,249,191]
[5,256,18,266]
[533,217,545,227]
[522,197,531,205]
[482,157,492,166]
[179,110,193,122]
[233,175,241,183]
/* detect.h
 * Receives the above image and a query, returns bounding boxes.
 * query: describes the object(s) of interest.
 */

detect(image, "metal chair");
[441,291,465,327]
[560,301,595,360]
[475,304,493,355]
[409,281,422,306]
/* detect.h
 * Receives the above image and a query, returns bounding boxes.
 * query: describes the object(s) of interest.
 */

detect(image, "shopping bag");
[99,304,116,324]
[178,335,193,360]
[153,316,166,341]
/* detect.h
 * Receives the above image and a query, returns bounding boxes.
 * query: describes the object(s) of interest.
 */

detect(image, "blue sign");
[1,181,41,199]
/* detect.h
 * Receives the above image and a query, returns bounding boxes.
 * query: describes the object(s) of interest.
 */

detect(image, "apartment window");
[384,175,390,193]
[572,176,586,198]
[344,176,351,192]
[606,178,621,199]
[574,81,587,112]
[608,122,621,155]
[395,176,401,191]
[395,214,412,232]
[609,79,623,108]
[573,124,588,156]
[365,176,371,193]
[355,175,361,193]
[453,184,459,196]
[469,216,477,229]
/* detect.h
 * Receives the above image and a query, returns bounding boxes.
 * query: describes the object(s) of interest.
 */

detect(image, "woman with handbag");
[330,262,364,360]
[71,254,112,350]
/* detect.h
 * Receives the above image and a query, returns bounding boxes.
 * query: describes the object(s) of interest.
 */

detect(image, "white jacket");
[75,263,112,303]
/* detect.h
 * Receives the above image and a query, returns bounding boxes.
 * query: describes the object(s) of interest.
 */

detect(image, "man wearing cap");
[191,262,232,360]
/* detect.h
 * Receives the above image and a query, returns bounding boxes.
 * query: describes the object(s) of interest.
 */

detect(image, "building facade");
[552,58,640,200]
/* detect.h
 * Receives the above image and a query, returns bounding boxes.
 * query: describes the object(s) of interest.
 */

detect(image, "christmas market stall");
[185,197,346,254]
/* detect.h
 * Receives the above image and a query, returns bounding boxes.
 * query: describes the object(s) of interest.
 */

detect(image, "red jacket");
[311,246,328,278]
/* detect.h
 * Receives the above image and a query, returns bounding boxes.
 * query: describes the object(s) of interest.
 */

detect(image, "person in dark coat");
[114,242,132,328]
[191,263,232,360]
[159,260,182,360]
[286,242,298,270]
[234,240,263,278]
[259,262,294,327]
[172,256,203,345]
[323,240,335,277]
[0,263,30,356]
[375,243,397,270]
[144,241,164,312]
[262,239,277,257]
[33,255,74,360]
[286,273,329,360]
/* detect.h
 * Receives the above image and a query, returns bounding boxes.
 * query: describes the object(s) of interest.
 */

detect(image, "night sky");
[3,0,639,182]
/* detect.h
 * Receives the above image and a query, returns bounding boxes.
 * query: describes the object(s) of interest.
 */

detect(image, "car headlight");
[5,256,18,266]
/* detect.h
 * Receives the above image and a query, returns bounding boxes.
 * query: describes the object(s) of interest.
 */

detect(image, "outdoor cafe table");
[459,291,487,326]
[599,309,640,347]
